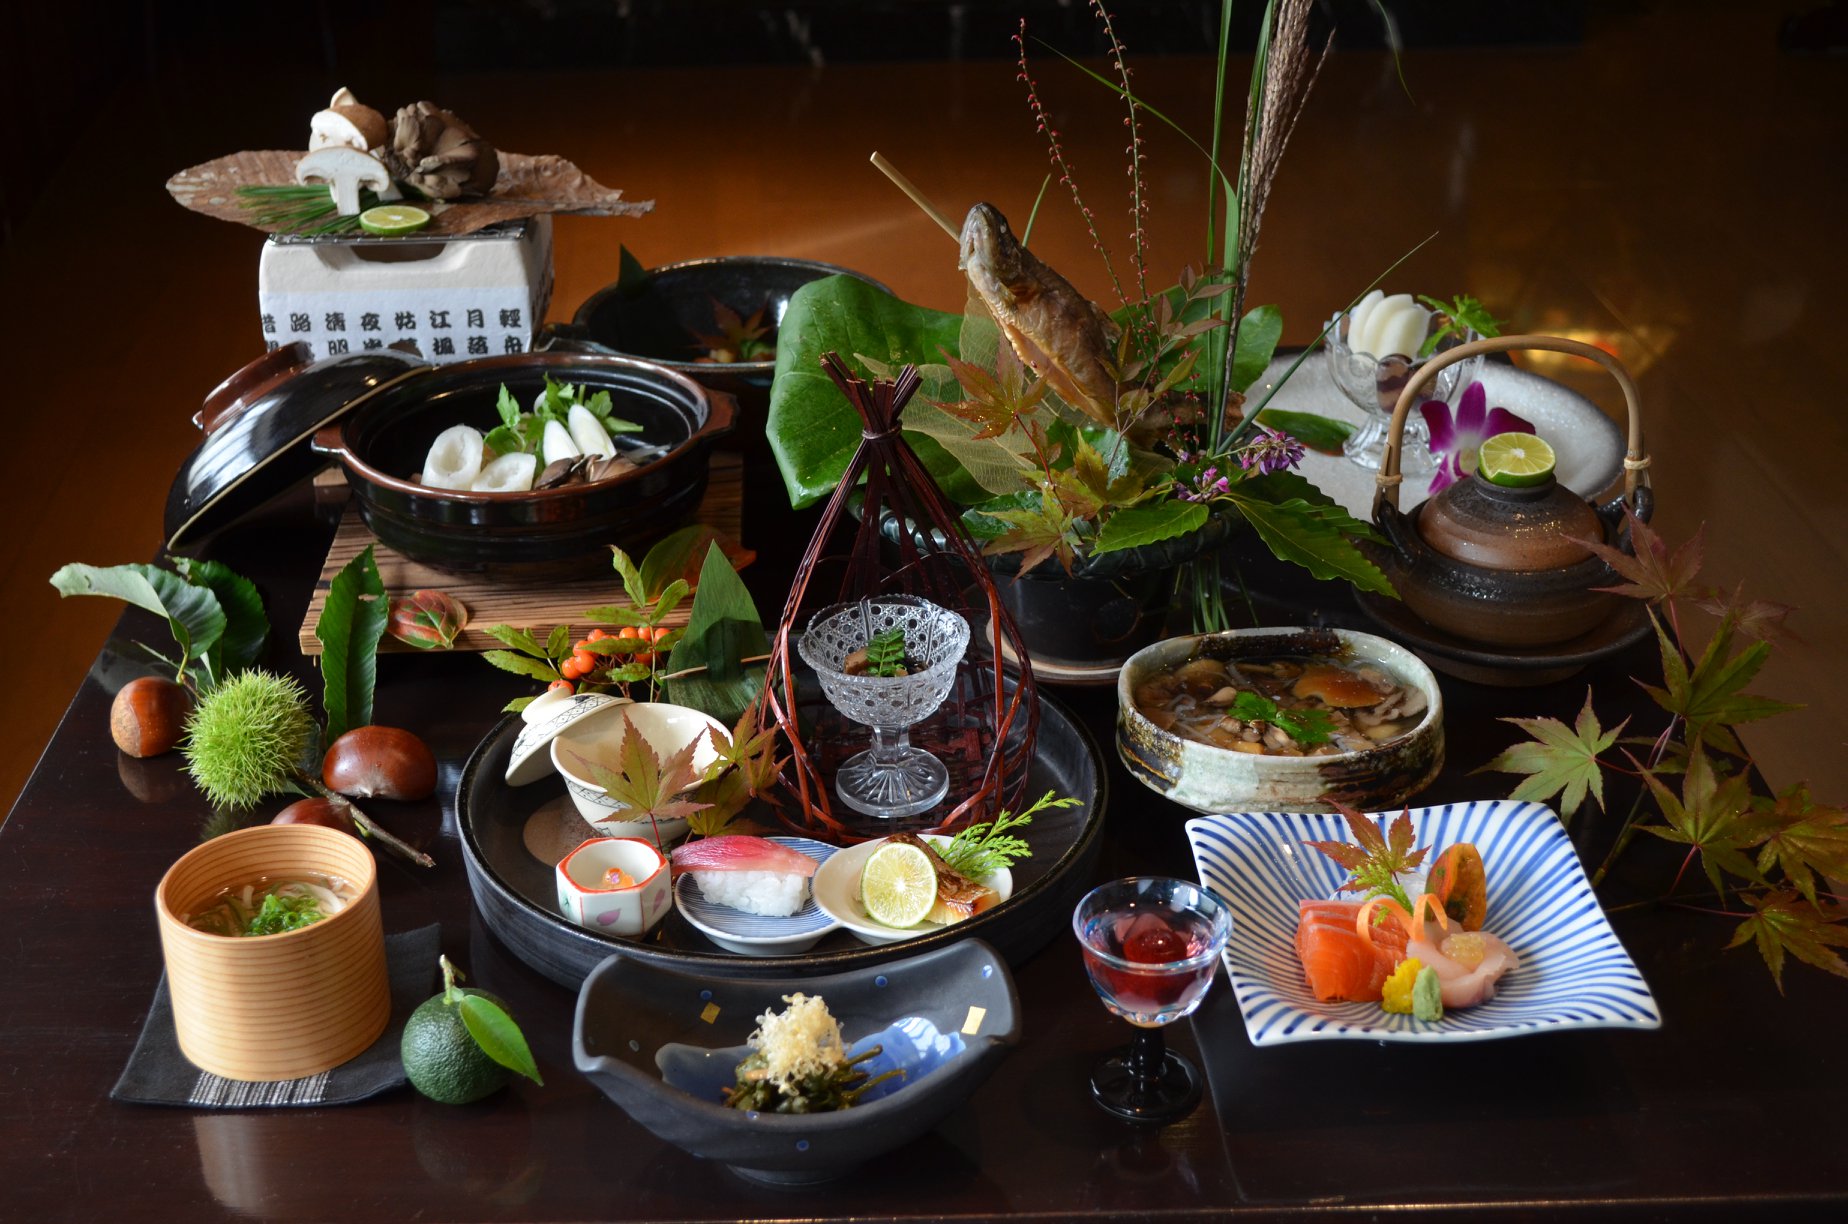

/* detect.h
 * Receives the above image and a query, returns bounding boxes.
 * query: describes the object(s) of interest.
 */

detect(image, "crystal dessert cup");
[797,596,970,820]
[1325,310,1482,474]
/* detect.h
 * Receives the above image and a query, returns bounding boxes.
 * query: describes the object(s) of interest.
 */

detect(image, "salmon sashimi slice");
[1295,899,1405,1002]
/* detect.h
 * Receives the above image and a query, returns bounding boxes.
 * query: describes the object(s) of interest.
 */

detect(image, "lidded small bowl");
[1415,471,1605,572]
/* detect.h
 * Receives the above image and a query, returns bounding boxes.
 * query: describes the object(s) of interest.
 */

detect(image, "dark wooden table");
[1,481,1841,1223]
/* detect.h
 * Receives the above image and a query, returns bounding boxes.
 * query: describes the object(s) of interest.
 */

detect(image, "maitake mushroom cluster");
[294,87,501,215]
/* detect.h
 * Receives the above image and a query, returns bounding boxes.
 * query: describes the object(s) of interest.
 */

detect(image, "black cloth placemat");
[111,924,440,1109]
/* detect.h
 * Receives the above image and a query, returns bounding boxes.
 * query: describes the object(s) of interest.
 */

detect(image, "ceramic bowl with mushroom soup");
[1116,627,1443,814]
[550,702,731,846]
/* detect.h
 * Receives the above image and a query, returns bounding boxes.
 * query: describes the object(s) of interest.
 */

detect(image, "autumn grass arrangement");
[1480,514,1846,992]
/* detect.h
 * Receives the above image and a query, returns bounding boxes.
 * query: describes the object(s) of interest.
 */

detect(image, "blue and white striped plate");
[1185,800,1661,1045]
[674,836,842,956]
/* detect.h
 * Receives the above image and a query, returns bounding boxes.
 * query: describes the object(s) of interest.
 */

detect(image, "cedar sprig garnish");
[1305,801,1428,912]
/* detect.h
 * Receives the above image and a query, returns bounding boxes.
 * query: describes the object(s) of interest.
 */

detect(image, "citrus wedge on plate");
[1478,432,1556,488]
[358,204,432,236]
[859,841,938,928]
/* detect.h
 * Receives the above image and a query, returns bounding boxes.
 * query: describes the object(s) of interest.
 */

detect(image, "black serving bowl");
[549,257,889,427]
[311,351,733,581]
[573,939,1020,1184]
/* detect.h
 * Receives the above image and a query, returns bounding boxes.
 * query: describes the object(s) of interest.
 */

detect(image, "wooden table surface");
[1,6,1844,1221]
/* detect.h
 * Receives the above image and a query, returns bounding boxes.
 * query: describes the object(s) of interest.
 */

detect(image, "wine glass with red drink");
[1072,877,1231,1124]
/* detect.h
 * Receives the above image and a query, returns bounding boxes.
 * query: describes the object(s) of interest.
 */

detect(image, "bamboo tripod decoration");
[761,353,1039,842]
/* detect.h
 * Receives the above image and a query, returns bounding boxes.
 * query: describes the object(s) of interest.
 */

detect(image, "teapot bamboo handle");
[1374,334,1650,516]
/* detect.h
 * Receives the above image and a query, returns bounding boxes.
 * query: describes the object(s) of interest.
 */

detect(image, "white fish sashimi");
[567,404,616,459]
[1407,930,1521,1009]
[542,419,582,466]
[422,425,484,490]
[471,452,538,492]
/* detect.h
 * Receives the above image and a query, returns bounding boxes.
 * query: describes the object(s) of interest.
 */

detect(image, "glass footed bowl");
[797,597,970,730]
[1324,311,1484,473]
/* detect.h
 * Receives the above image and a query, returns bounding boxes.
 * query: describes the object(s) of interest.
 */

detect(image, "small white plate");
[673,836,843,957]
[812,834,1013,946]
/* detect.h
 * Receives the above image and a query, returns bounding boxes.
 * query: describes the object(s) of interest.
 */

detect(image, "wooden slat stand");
[298,452,743,654]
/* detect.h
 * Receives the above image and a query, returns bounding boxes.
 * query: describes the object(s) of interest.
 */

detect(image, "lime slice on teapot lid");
[1478,432,1557,488]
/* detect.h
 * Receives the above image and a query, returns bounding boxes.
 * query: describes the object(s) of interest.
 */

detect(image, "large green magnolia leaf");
[766,276,967,508]
[51,563,227,678]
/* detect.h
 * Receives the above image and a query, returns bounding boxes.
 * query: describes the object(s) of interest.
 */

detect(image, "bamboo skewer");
[870,152,961,242]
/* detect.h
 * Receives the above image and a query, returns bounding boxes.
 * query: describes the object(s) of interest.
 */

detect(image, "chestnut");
[322,725,437,800]
[111,676,194,758]
[272,796,358,835]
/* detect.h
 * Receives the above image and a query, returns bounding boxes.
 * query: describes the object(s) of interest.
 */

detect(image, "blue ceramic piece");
[1185,799,1662,1045]
[574,939,1019,1183]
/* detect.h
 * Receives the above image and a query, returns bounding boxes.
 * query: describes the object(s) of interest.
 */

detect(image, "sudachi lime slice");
[1478,432,1557,488]
[859,842,939,928]
[358,204,432,236]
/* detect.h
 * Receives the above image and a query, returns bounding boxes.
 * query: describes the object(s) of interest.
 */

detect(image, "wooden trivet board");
[298,452,743,654]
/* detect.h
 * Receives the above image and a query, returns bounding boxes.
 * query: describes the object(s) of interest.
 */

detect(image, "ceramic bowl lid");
[163,342,428,549]
[505,690,632,787]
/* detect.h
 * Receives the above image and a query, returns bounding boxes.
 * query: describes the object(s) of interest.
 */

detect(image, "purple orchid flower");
[1236,425,1306,477]
[1420,380,1535,495]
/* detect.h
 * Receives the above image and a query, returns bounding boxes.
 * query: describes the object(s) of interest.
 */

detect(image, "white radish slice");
[421,425,484,490]
[1347,289,1384,353]
[1373,298,1432,361]
[542,420,582,466]
[567,404,617,459]
[1359,293,1412,357]
[471,452,538,493]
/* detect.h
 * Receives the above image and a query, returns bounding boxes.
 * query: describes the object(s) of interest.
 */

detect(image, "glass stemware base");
[1089,1025,1203,1125]
[835,739,950,818]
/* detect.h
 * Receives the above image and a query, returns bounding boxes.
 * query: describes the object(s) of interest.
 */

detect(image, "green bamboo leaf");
[1231,304,1282,395]
[457,994,543,1085]
[663,543,770,724]
[638,525,719,600]
[51,563,227,682]
[316,545,387,744]
[1091,501,1209,555]
[173,558,269,678]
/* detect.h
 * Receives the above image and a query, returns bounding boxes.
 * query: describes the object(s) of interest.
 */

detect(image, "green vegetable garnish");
[937,790,1079,879]
[245,892,324,936]
[1228,690,1336,746]
[1416,293,1504,357]
[483,376,642,458]
[862,627,908,678]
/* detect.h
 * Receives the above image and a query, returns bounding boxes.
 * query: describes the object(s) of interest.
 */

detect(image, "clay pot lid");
[1415,473,1604,572]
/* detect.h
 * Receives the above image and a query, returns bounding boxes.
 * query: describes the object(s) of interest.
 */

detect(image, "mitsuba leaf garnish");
[316,544,388,745]
[484,376,641,459]
[1227,689,1335,746]
[1306,802,1428,913]
[937,791,1080,879]
[1415,293,1504,358]
[1476,688,1625,822]
[1726,890,1848,995]
[1637,747,1761,901]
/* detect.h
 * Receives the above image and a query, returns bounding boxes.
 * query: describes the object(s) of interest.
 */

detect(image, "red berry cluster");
[550,625,673,693]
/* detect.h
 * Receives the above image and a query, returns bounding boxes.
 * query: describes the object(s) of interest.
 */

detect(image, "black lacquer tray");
[458,692,1108,986]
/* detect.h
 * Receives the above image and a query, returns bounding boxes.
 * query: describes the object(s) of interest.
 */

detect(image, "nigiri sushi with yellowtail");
[671,835,819,918]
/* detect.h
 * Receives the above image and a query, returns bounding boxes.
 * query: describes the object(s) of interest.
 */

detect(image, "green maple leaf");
[1476,688,1625,822]
[981,489,1083,576]
[1304,801,1428,911]
[562,711,713,836]
[1750,784,1848,906]
[1577,512,1705,606]
[1639,613,1800,756]
[1639,747,1762,899]
[934,344,1046,440]
[1726,890,1848,994]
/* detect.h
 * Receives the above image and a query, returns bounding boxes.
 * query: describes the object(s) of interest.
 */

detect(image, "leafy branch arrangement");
[767,2,1391,609]
[1479,514,1845,991]
[52,557,269,694]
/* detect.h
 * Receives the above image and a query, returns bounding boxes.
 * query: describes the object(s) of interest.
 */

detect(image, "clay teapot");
[1370,335,1654,649]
